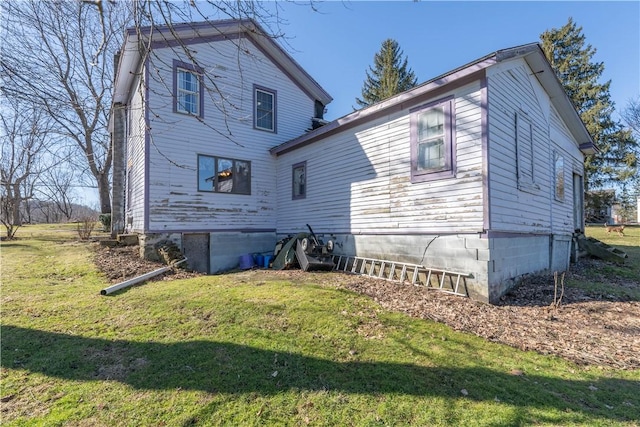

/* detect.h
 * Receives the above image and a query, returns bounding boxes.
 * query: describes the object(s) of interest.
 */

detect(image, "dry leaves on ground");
[92,244,639,370]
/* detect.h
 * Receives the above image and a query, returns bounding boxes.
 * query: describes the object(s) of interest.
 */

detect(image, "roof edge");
[114,18,332,106]
[271,55,497,156]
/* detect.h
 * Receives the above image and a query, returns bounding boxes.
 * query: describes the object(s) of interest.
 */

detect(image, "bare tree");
[36,168,78,222]
[0,100,49,239]
[623,97,640,136]
[1,0,128,214]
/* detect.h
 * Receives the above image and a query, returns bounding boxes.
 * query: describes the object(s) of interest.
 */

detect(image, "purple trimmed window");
[254,85,276,132]
[292,161,306,200]
[173,60,204,118]
[410,97,455,182]
[197,154,251,195]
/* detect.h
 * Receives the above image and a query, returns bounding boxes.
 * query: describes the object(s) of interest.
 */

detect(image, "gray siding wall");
[276,81,485,236]
[143,35,317,233]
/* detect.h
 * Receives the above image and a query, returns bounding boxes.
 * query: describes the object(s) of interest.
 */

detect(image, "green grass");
[1,224,639,426]
[577,224,640,300]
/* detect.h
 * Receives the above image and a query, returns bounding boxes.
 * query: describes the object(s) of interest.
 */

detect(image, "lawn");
[1,224,638,426]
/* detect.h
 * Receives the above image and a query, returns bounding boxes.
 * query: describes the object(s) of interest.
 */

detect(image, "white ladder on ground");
[331,255,470,297]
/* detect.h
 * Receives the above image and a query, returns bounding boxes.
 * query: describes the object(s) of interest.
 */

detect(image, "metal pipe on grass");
[100,258,187,295]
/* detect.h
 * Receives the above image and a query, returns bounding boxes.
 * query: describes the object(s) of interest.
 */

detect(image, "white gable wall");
[141,35,317,233]
[485,57,585,297]
[122,34,322,271]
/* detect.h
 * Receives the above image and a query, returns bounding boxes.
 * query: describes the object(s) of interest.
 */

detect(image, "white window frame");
[254,85,276,132]
[173,60,203,118]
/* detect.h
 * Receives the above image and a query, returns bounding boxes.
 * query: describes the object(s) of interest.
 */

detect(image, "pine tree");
[540,18,638,190]
[356,39,417,108]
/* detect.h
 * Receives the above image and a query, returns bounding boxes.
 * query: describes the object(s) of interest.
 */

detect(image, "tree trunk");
[97,172,112,214]
[11,184,22,226]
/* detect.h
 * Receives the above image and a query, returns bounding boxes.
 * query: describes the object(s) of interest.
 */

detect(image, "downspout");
[100,258,187,295]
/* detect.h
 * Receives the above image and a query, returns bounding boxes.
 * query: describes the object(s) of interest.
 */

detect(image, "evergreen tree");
[356,39,417,108]
[540,18,638,190]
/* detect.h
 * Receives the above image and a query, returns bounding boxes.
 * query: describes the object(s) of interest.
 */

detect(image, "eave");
[271,42,596,157]
[112,19,332,107]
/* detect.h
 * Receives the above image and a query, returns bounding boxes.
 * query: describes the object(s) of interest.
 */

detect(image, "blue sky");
[262,1,639,121]
[80,1,640,207]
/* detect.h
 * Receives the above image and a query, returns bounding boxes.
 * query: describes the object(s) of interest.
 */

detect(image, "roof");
[112,19,332,107]
[270,43,596,156]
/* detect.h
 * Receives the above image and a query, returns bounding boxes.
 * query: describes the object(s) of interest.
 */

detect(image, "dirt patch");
[92,245,639,370]
[92,243,200,284]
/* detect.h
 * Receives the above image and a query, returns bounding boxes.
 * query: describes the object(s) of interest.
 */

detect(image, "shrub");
[98,214,111,232]
[77,217,97,240]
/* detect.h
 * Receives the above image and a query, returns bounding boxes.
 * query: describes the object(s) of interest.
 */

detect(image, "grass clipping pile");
[93,245,638,370]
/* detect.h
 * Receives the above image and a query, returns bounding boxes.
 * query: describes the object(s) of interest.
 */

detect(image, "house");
[110,19,596,303]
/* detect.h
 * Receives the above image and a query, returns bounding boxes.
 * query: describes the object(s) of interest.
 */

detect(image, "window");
[292,162,306,199]
[410,97,455,182]
[198,155,251,195]
[554,152,565,201]
[173,60,203,117]
[516,111,535,188]
[254,85,276,132]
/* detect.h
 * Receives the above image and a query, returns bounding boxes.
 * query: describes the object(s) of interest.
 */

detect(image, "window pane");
[198,156,251,194]
[234,160,251,195]
[418,107,444,141]
[198,155,215,191]
[256,89,274,130]
[257,91,273,110]
[177,69,199,115]
[293,164,305,198]
[418,138,445,170]
[216,158,234,193]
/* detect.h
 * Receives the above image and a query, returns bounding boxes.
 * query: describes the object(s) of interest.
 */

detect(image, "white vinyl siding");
[516,111,535,188]
[143,35,316,231]
[487,58,583,234]
[276,82,484,235]
[126,72,147,232]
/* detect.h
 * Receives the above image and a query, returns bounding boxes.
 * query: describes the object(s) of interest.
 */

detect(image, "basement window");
[410,96,455,182]
[198,155,251,195]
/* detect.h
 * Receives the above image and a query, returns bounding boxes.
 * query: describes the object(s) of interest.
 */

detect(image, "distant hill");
[20,200,100,224]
